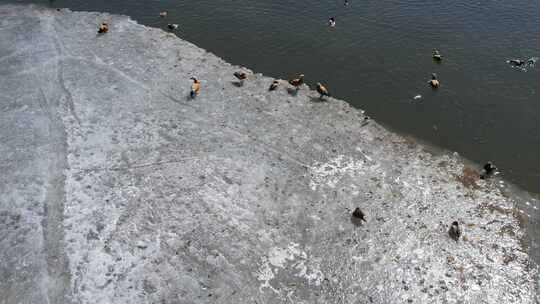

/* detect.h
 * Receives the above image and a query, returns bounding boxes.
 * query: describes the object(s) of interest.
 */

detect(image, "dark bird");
[429,73,440,88]
[234,72,247,86]
[448,221,461,241]
[97,22,109,34]
[433,49,442,61]
[480,161,498,179]
[159,11,168,17]
[508,59,525,67]
[167,24,179,30]
[328,17,336,27]
[352,207,366,222]
[269,80,279,91]
[289,74,304,90]
[316,82,330,99]
[190,77,200,98]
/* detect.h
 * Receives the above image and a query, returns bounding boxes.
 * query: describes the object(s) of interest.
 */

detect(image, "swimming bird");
[480,161,498,179]
[98,22,109,34]
[190,77,200,98]
[433,49,442,61]
[352,207,367,222]
[328,17,336,27]
[289,74,304,90]
[508,59,525,67]
[316,82,330,99]
[167,24,179,30]
[448,221,461,242]
[160,11,168,17]
[429,73,440,88]
[234,72,247,86]
[269,80,279,91]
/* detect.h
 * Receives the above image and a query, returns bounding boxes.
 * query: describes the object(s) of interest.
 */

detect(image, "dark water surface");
[3,0,540,263]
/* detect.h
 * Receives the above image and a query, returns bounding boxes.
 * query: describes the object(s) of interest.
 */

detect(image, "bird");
[429,73,440,88]
[98,22,109,34]
[167,24,179,30]
[316,82,330,99]
[448,221,461,242]
[233,71,247,86]
[328,17,336,27]
[433,49,442,61]
[159,11,168,17]
[269,80,279,91]
[190,77,200,98]
[351,207,367,226]
[480,161,498,179]
[289,74,304,90]
[508,59,525,67]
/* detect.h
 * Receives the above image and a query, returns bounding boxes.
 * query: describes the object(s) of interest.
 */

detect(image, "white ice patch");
[257,243,324,293]
[309,155,366,190]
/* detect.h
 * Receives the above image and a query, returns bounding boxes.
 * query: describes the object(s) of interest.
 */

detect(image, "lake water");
[3,0,540,265]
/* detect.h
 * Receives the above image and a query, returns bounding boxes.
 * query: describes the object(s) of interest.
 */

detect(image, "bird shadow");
[309,96,328,103]
[350,215,364,227]
[231,81,244,87]
[287,88,299,96]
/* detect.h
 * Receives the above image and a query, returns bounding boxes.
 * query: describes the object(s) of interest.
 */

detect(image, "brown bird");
[429,73,440,88]
[269,80,279,91]
[234,72,247,86]
[289,74,304,90]
[448,221,461,242]
[98,22,109,34]
[316,82,330,99]
[190,77,200,98]
[159,11,168,17]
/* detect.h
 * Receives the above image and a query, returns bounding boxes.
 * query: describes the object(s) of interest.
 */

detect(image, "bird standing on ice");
[289,74,304,91]
[316,82,330,100]
[190,77,200,98]
[98,22,109,34]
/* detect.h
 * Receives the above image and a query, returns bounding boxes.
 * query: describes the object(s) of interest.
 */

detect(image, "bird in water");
[448,221,461,242]
[316,82,330,100]
[344,0,349,6]
[351,207,367,226]
[234,72,247,86]
[289,74,304,90]
[429,73,440,88]
[167,24,179,30]
[190,77,200,99]
[328,17,336,27]
[97,22,109,34]
[433,49,442,61]
[508,59,525,67]
[269,80,279,91]
[159,11,168,17]
[480,161,498,179]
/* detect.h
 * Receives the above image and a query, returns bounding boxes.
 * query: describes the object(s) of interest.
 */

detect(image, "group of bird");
[351,161,498,243]
[96,11,504,245]
[189,71,330,100]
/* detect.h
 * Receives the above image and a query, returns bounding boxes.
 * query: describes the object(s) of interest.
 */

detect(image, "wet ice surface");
[0,5,537,304]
